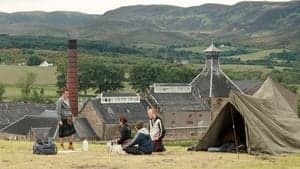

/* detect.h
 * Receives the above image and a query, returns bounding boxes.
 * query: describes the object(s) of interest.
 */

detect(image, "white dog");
[106,141,126,155]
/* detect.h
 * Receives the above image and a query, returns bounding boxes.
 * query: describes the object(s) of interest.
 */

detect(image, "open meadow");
[0,140,300,169]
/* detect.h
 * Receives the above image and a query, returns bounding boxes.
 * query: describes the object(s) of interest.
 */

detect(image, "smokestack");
[67,40,78,116]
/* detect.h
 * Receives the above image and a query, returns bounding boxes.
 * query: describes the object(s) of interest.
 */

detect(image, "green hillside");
[0,1,300,47]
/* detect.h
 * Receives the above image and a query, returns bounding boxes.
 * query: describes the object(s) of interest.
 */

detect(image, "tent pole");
[230,106,239,159]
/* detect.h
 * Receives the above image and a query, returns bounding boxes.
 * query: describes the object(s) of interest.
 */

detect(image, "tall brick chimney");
[67,40,78,116]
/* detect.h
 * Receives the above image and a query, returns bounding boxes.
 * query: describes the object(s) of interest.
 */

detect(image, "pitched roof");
[0,103,55,129]
[190,61,241,97]
[234,80,263,95]
[1,115,58,135]
[151,92,209,113]
[74,118,98,139]
[89,99,149,124]
[204,42,221,52]
[40,110,58,118]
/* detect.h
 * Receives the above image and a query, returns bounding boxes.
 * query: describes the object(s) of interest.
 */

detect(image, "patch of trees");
[128,63,199,93]
[268,50,300,62]
[17,72,48,103]
[56,59,125,94]
[26,55,43,66]
[0,83,5,101]
[221,49,255,57]
[0,35,143,55]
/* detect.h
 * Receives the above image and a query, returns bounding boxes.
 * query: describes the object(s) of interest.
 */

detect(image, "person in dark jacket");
[56,88,76,150]
[123,121,153,155]
[117,116,131,145]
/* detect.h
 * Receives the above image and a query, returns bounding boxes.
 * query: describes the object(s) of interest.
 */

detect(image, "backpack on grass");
[33,137,57,155]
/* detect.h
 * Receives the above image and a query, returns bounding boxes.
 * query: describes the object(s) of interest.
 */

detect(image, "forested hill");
[0,1,300,48]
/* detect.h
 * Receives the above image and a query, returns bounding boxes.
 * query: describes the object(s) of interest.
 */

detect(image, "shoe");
[60,143,65,150]
[68,143,74,150]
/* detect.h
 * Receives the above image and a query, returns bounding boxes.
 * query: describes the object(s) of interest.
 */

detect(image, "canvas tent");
[195,78,300,155]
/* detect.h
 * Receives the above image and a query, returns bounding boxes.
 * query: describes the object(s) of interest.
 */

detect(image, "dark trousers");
[124,146,144,155]
[153,140,165,152]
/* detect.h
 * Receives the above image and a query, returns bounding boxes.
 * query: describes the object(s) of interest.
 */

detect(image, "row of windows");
[154,86,191,93]
[101,97,140,103]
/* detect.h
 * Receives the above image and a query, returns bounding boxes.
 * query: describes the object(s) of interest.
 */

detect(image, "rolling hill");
[0,1,300,47]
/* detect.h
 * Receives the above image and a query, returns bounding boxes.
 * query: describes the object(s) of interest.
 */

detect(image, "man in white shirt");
[148,108,166,152]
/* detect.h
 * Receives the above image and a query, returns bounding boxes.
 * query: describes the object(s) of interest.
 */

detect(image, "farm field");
[228,49,284,61]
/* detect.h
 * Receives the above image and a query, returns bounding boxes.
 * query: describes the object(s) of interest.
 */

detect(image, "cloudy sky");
[1,0,291,14]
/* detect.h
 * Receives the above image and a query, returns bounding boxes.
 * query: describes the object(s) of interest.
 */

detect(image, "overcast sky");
[1,0,291,14]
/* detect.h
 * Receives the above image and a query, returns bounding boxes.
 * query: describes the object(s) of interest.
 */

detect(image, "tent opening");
[207,105,247,152]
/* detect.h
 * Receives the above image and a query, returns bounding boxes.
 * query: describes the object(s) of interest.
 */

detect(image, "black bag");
[33,137,57,155]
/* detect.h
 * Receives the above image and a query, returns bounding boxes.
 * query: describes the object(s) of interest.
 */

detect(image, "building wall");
[210,97,228,120]
[161,111,211,128]
[104,124,120,140]
[80,102,104,139]
[165,127,207,140]
[160,110,211,140]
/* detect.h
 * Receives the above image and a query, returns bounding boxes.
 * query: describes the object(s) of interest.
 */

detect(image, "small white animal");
[107,141,126,155]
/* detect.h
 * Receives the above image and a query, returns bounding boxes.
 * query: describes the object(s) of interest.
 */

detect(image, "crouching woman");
[123,121,153,155]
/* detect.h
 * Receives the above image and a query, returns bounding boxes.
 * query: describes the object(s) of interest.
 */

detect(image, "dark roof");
[190,59,241,97]
[234,80,263,95]
[90,99,149,124]
[40,110,58,118]
[0,103,55,129]
[101,93,138,97]
[151,92,209,113]
[1,115,58,135]
[74,118,98,139]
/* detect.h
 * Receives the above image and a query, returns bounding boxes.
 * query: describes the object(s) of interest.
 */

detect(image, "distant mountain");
[0,1,300,48]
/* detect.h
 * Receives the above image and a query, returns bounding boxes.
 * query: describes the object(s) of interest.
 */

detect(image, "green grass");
[0,140,300,169]
[229,49,284,61]
[0,65,57,85]
[2,84,58,99]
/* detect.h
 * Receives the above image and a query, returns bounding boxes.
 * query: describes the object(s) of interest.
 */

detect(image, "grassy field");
[229,49,284,61]
[0,140,300,169]
[0,65,57,85]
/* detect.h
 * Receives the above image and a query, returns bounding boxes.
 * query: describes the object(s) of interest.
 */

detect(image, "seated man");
[123,121,153,155]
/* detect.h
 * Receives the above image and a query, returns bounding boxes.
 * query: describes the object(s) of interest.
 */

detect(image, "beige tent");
[254,78,298,115]
[195,78,300,155]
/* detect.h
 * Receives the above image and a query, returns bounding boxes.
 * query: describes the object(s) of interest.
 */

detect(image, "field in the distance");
[228,49,284,61]
[0,140,300,169]
[0,65,56,85]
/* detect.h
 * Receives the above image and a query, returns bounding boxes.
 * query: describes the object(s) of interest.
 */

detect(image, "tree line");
[56,61,199,94]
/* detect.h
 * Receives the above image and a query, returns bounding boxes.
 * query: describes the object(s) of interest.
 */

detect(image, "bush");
[0,83,5,101]
[26,55,42,66]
